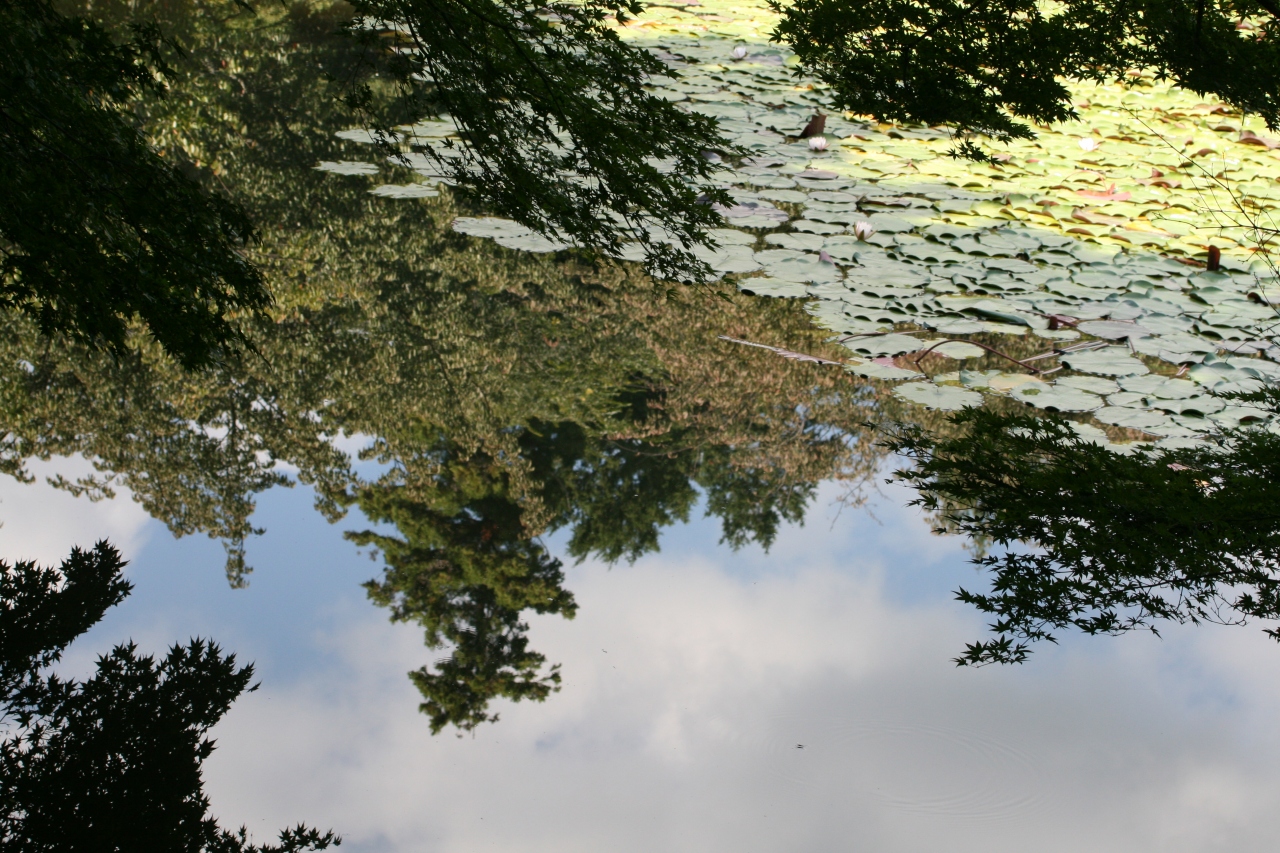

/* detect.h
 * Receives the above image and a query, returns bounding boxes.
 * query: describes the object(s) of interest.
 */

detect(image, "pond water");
[8,0,1280,850]
[10,456,1280,851]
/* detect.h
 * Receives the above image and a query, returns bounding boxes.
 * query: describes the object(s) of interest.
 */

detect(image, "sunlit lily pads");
[319,0,1280,445]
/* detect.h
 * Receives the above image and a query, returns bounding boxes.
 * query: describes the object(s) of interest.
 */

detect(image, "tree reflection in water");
[1,0,927,733]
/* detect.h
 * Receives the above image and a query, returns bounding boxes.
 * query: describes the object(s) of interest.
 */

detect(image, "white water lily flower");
[1078,137,1100,152]
[807,135,828,151]
[731,45,748,60]
[853,221,875,240]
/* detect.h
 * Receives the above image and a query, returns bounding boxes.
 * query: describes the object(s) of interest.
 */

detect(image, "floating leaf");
[894,381,983,410]
[1076,319,1152,339]
[1011,383,1105,412]
[1061,348,1150,376]
[928,341,986,360]
[315,160,378,175]
[370,183,439,198]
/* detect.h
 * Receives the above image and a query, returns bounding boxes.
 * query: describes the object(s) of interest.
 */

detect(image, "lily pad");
[928,341,986,360]
[1061,348,1151,376]
[1094,406,1175,432]
[846,361,921,380]
[1055,375,1120,395]
[1076,319,1153,339]
[894,381,983,410]
[988,373,1046,393]
[1011,383,1105,412]
[315,160,378,175]
[370,184,439,198]
[844,333,928,357]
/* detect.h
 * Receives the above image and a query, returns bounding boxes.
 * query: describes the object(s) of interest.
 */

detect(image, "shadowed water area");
[6,1,1280,850]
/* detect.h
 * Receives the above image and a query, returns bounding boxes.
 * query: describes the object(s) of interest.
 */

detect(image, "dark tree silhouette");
[0,542,339,852]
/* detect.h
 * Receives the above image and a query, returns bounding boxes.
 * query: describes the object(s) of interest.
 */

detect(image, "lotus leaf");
[369,184,439,198]
[987,373,1046,393]
[843,333,929,356]
[1076,319,1152,339]
[1056,375,1120,395]
[928,341,986,360]
[315,160,379,175]
[1061,348,1150,376]
[1011,383,1104,412]
[1093,406,1174,432]
[846,361,921,380]
[894,381,983,410]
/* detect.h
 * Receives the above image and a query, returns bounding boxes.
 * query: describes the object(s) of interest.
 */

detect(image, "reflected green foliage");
[886,397,1280,665]
[1,0,269,367]
[353,439,579,733]
[0,0,895,733]
[774,0,1280,143]
[347,0,734,281]
[0,542,338,852]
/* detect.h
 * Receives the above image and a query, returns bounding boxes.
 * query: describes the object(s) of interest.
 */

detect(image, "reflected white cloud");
[0,455,153,565]
[193,483,1280,853]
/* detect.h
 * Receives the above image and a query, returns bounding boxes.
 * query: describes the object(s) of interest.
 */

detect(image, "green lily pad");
[894,381,983,410]
[370,184,439,198]
[1076,319,1153,339]
[846,361,921,380]
[1011,383,1105,412]
[1094,406,1175,432]
[315,160,378,175]
[844,333,928,356]
[928,341,986,360]
[1062,348,1151,376]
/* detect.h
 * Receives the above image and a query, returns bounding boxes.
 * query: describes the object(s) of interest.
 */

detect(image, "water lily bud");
[853,221,875,240]
[731,45,748,60]
[1078,137,1100,152]
[807,135,828,151]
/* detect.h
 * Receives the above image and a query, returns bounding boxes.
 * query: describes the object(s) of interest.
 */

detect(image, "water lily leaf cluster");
[773,0,1280,145]
[335,0,735,282]
[345,0,1280,446]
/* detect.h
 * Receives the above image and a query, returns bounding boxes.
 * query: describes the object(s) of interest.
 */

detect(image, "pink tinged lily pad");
[1076,183,1131,202]
[1239,129,1280,149]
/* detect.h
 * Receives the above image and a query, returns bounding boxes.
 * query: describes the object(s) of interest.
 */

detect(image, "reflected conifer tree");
[0,0,899,733]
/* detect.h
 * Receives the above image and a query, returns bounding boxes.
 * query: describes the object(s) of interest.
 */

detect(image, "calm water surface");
[5,456,1279,852]
[6,2,1280,849]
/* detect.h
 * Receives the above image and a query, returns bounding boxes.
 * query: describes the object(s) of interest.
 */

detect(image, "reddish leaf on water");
[1076,183,1132,201]
[1239,129,1280,149]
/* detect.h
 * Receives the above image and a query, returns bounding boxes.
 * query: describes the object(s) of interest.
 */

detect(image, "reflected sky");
[9,457,1280,853]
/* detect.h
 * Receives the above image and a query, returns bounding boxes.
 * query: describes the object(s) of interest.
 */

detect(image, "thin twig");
[718,335,847,366]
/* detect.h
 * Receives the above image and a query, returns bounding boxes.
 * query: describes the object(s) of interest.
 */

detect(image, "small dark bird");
[799,113,826,139]
[1207,245,1222,271]
[795,744,805,749]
